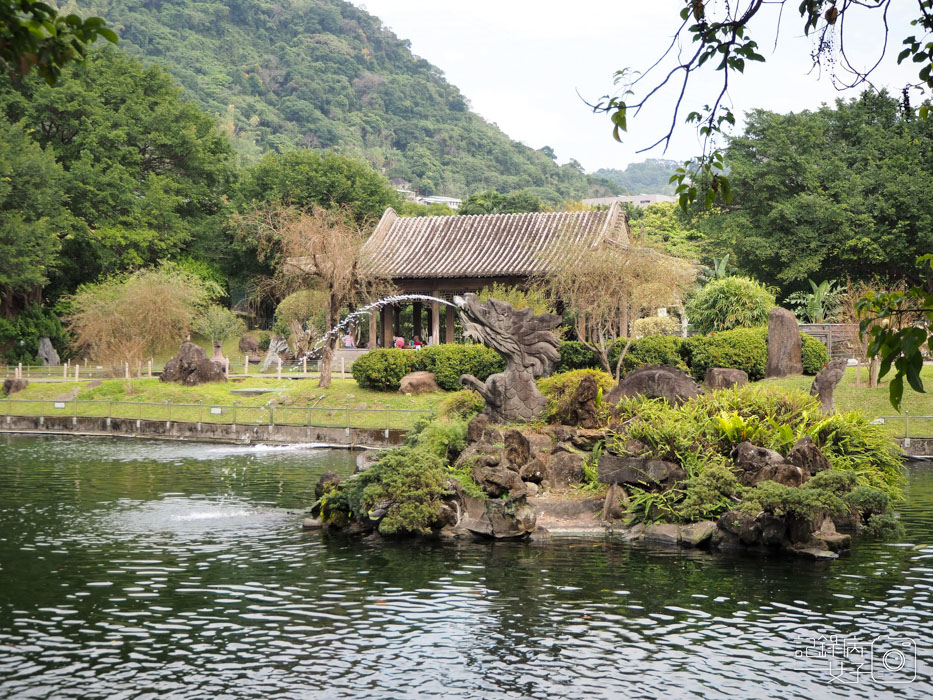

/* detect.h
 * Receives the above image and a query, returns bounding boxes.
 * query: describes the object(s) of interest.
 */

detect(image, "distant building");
[416,195,462,210]
[582,194,677,208]
[361,203,630,346]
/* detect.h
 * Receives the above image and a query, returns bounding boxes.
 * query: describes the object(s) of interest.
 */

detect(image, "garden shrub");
[320,447,452,535]
[538,368,615,422]
[681,327,826,381]
[351,349,417,390]
[632,316,680,337]
[686,276,776,333]
[555,340,601,372]
[407,417,469,462]
[681,327,768,381]
[801,333,829,374]
[0,305,70,364]
[606,385,904,524]
[862,512,905,539]
[622,335,687,373]
[413,344,504,391]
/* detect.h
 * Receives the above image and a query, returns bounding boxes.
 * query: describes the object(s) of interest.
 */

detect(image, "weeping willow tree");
[538,239,695,381]
[239,204,391,387]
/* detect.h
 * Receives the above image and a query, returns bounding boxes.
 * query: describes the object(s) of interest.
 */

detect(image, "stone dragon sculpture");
[454,293,562,422]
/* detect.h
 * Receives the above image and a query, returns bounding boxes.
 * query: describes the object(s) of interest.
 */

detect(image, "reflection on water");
[0,435,930,699]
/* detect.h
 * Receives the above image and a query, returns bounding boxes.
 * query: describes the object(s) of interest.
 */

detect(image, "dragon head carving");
[454,293,561,376]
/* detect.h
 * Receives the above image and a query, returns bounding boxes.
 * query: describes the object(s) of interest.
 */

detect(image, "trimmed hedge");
[682,327,768,381]
[414,344,504,391]
[556,337,686,375]
[681,327,829,382]
[351,349,417,391]
[351,344,504,391]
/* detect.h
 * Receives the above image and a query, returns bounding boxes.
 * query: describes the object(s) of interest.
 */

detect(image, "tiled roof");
[363,202,629,279]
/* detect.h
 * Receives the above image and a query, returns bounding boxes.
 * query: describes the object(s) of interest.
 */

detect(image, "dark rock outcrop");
[809,357,847,414]
[597,453,686,487]
[472,465,525,498]
[606,365,702,406]
[463,496,537,539]
[785,436,831,475]
[765,307,803,378]
[741,463,807,488]
[160,342,227,385]
[2,378,27,396]
[705,367,748,390]
[399,371,441,394]
[730,441,783,471]
[546,451,585,487]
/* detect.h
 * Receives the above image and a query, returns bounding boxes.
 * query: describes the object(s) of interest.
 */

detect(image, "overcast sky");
[353,1,920,173]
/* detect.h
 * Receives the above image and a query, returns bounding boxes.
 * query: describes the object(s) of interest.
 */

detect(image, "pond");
[0,435,930,699]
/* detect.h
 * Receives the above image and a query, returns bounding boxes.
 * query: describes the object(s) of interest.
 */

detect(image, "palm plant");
[786,279,843,323]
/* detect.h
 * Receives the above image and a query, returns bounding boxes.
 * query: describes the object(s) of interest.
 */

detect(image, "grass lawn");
[765,366,933,437]
[2,377,442,430]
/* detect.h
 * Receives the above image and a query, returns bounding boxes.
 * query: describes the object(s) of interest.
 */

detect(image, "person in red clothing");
[412,335,423,349]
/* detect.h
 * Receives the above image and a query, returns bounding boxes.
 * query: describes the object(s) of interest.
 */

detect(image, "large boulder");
[809,357,847,414]
[160,341,227,386]
[503,429,530,467]
[2,378,28,396]
[785,436,831,475]
[765,307,803,378]
[606,365,702,407]
[741,463,807,488]
[730,441,783,471]
[399,371,441,395]
[596,453,685,487]
[472,465,525,498]
[546,451,585,487]
[705,367,748,390]
[464,496,537,539]
[37,337,59,367]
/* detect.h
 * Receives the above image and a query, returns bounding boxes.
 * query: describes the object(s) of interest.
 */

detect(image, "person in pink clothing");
[394,336,405,348]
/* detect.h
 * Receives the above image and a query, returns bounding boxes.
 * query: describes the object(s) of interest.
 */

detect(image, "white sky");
[353,1,921,172]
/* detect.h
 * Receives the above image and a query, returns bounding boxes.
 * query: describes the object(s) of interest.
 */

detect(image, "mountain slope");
[593,159,681,195]
[77,0,615,200]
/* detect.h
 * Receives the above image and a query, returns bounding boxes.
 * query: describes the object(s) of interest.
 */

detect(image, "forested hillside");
[593,159,680,195]
[75,0,616,200]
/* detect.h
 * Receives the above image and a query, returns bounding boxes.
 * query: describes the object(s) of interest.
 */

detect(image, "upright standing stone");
[810,357,847,414]
[765,307,803,378]
[37,337,60,367]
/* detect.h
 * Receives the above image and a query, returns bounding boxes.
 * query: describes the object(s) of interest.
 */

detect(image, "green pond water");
[0,435,930,699]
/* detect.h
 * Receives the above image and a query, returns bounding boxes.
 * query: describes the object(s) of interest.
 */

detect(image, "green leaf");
[889,375,904,412]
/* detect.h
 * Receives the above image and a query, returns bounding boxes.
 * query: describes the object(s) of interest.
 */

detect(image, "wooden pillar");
[412,302,422,342]
[393,305,401,342]
[446,305,456,344]
[369,310,378,349]
[431,299,441,346]
[381,304,393,348]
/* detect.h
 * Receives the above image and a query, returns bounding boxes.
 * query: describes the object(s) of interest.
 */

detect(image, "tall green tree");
[237,149,400,224]
[700,92,933,295]
[0,48,236,296]
[0,120,72,314]
[458,189,542,215]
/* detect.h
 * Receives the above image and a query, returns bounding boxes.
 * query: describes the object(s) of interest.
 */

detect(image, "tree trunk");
[869,355,880,388]
[318,296,340,388]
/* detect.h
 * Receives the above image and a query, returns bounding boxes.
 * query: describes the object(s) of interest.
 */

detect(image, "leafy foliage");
[476,283,555,316]
[856,254,933,410]
[321,447,451,535]
[686,276,776,334]
[65,263,215,368]
[786,279,843,323]
[0,304,70,363]
[193,306,246,344]
[458,189,542,215]
[537,368,615,423]
[681,327,769,381]
[351,348,417,391]
[414,344,504,391]
[0,0,117,84]
[621,335,686,373]
[801,334,830,374]
[631,316,681,338]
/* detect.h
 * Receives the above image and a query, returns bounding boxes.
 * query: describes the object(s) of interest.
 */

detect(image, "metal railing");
[1,358,352,380]
[871,413,933,442]
[0,398,430,431]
